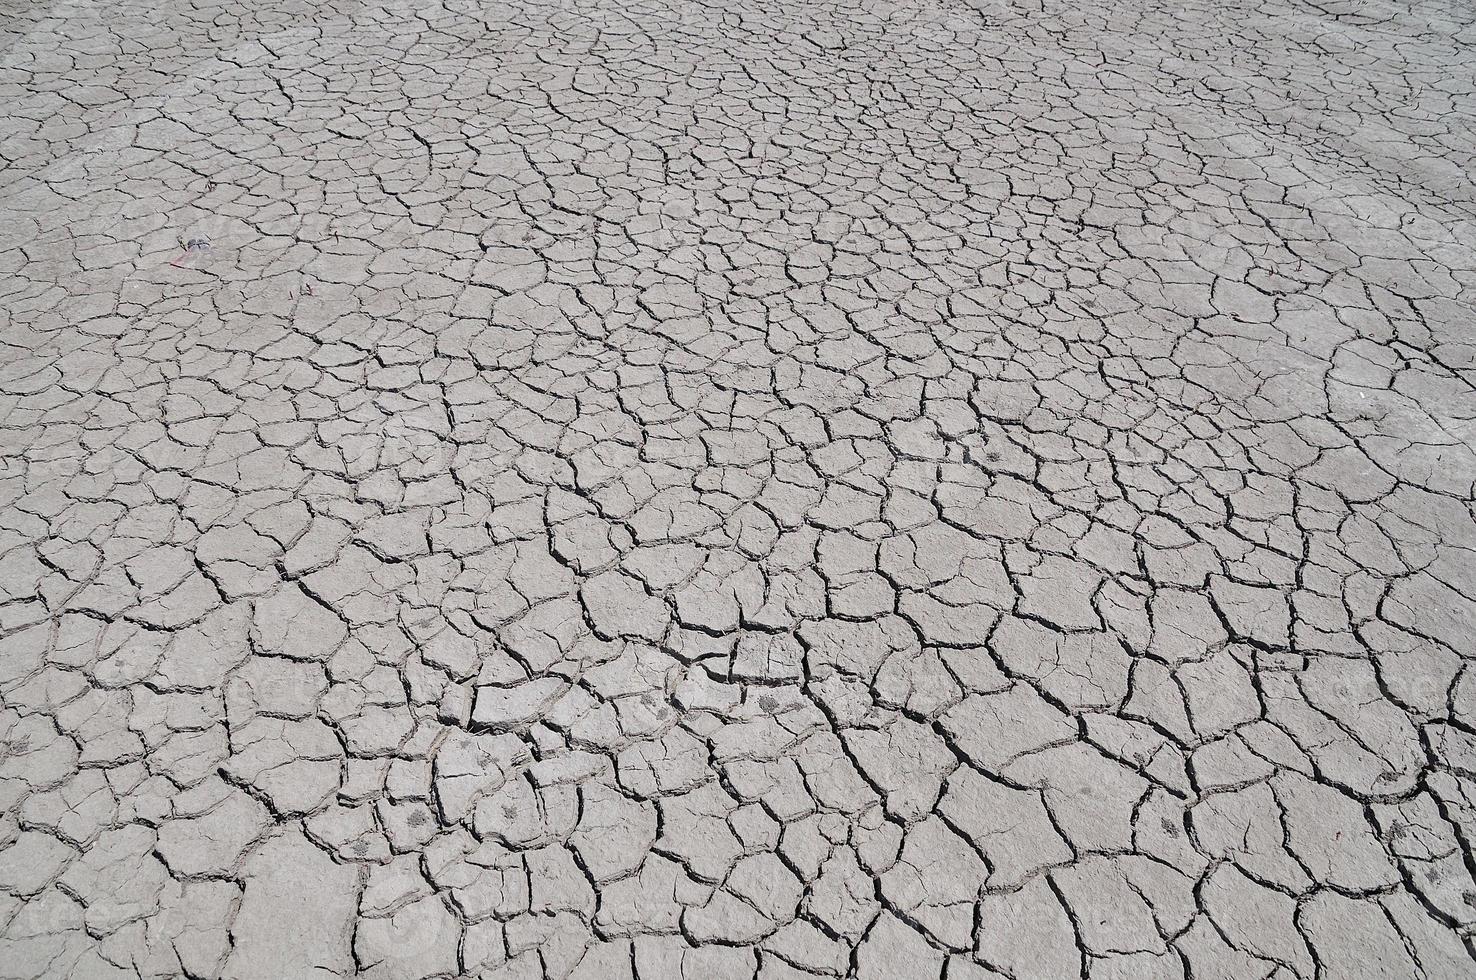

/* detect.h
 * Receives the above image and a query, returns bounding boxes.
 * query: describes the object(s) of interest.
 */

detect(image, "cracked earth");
[1,0,1475,976]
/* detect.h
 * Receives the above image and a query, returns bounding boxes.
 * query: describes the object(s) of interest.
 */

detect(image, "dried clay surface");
[1,0,1475,977]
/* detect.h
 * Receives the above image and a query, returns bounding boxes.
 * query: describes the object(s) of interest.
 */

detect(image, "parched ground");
[1,0,1474,976]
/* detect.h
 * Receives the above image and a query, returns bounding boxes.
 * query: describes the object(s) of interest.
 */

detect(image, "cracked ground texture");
[0,0,1475,976]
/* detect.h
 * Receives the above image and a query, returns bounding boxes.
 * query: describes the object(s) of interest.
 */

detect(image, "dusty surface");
[1,0,1475,976]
